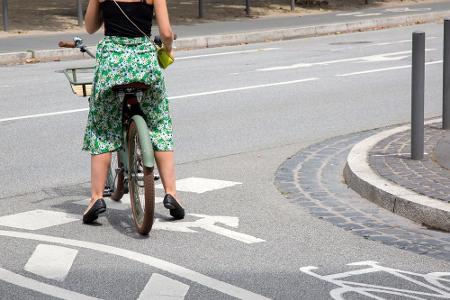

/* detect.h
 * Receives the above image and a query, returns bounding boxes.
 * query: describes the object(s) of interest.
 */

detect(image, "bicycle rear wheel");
[127,120,155,235]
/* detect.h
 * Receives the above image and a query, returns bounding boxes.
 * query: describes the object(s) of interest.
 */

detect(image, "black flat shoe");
[83,198,107,224]
[163,194,185,220]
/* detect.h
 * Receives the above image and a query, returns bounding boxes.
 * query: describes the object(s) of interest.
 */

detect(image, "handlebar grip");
[58,41,76,48]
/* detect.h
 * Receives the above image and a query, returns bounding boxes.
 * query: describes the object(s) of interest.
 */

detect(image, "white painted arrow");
[257,50,435,72]
[153,214,265,244]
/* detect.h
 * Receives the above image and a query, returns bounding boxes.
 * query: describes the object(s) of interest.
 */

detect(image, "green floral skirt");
[82,36,173,155]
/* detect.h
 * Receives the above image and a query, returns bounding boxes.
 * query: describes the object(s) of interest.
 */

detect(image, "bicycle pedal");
[103,187,113,197]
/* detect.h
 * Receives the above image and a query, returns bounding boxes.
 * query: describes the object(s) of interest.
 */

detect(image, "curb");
[1,10,450,65]
[343,119,450,232]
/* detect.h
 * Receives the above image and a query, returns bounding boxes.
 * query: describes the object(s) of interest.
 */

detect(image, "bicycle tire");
[110,152,125,201]
[128,120,155,235]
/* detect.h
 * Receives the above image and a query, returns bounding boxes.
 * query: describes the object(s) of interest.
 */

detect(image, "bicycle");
[60,36,165,235]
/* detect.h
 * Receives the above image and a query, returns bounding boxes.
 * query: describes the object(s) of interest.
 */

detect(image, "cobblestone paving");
[275,130,450,261]
[370,124,450,204]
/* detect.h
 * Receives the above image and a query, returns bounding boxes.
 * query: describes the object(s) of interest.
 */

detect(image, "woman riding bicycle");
[82,0,184,223]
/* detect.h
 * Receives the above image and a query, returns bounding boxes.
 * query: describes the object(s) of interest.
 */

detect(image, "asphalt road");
[1,0,450,53]
[0,23,449,299]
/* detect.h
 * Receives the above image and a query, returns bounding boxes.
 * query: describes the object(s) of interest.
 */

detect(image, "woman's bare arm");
[85,0,103,34]
[154,0,174,52]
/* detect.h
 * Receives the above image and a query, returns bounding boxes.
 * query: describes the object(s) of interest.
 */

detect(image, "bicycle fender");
[131,115,155,168]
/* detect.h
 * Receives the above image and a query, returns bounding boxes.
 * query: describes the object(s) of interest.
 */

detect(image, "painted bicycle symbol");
[301,261,450,299]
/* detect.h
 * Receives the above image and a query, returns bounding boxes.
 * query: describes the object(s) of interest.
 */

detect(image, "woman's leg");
[85,152,111,213]
[154,151,178,200]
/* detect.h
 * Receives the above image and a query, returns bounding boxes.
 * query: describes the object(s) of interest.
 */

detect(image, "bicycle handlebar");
[58,34,177,59]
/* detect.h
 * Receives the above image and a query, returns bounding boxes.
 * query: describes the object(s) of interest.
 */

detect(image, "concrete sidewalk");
[1,0,450,64]
[345,120,450,232]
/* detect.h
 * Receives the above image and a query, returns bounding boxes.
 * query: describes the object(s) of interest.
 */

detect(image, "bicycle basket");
[63,67,94,97]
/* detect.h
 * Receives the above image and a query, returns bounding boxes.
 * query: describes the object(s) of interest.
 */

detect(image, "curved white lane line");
[0,230,271,300]
[0,267,100,300]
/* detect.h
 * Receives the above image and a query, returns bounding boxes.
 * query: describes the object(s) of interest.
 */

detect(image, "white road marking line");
[177,48,280,60]
[0,78,318,123]
[364,37,438,48]
[0,108,89,123]
[0,210,80,230]
[24,244,78,282]
[150,214,266,244]
[330,38,438,52]
[0,230,271,300]
[169,78,319,100]
[336,12,362,16]
[354,13,383,17]
[73,196,163,211]
[156,177,242,194]
[257,50,434,71]
[138,273,189,300]
[0,266,100,300]
[385,7,431,13]
[337,60,443,77]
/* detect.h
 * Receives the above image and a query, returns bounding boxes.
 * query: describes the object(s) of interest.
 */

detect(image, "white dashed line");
[24,244,78,282]
[0,210,80,230]
[138,273,190,300]
[169,78,319,100]
[177,48,280,60]
[354,13,383,17]
[337,60,443,77]
[336,12,362,16]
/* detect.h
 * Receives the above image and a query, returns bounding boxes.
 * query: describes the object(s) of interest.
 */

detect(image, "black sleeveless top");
[101,0,153,38]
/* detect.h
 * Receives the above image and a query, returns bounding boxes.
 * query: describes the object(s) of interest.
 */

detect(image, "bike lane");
[0,143,449,299]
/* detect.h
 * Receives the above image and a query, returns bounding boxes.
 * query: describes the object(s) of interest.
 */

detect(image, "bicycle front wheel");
[128,120,155,235]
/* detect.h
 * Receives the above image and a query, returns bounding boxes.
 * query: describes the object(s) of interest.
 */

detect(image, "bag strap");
[112,0,152,41]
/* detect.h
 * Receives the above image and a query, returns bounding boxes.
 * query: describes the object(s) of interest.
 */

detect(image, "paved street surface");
[1,23,450,299]
[1,0,450,53]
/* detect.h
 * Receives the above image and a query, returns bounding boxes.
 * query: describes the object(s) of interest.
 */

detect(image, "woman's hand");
[167,47,175,59]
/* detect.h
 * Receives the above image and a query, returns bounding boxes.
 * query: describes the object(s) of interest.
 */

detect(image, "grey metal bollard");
[291,0,295,12]
[77,0,83,27]
[198,0,203,18]
[245,0,250,16]
[411,31,425,160]
[444,18,450,129]
[2,0,8,31]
